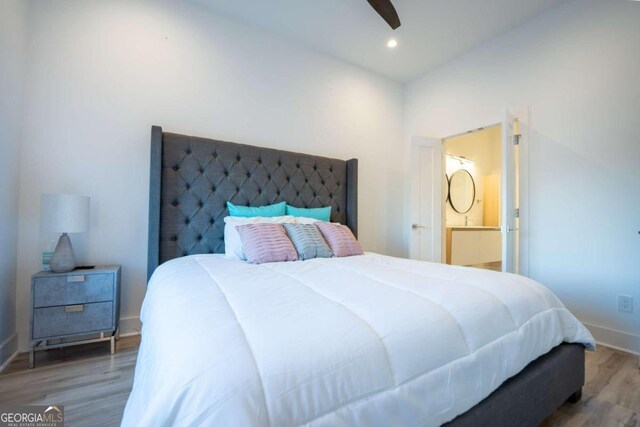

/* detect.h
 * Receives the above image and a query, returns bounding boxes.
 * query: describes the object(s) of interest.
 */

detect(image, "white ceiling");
[191,0,567,82]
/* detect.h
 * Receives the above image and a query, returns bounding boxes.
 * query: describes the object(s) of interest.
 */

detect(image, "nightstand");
[30,265,121,368]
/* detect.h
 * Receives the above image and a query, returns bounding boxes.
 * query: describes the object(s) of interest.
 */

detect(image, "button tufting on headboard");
[147,126,357,280]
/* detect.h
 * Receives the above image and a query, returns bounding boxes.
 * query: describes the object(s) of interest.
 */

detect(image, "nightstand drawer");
[33,273,114,308]
[32,301,114,339]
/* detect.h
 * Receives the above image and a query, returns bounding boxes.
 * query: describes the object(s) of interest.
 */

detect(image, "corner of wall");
[0,0,29,363]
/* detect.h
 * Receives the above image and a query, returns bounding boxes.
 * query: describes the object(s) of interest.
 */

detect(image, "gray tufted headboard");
[147,126,358,279]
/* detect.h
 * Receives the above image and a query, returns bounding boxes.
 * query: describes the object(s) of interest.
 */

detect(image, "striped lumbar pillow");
[236,223,298,264]
[223,215,296,260]
[315,222,363,257]
[283,223,333,260]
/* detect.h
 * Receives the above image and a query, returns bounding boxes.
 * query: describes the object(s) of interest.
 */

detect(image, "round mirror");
[448,169,475,214]
[445,174,450,202]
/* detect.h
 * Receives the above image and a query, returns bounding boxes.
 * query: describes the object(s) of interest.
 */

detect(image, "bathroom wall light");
[387,39,398,48]
[446,154,476,165]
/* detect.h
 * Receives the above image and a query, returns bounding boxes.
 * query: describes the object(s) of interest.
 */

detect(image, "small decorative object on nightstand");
[30,265,121,368]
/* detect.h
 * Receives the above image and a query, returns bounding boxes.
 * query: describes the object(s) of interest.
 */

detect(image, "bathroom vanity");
[446,226,502,267]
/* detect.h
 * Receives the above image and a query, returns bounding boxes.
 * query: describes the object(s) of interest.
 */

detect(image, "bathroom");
[444,125,502,271]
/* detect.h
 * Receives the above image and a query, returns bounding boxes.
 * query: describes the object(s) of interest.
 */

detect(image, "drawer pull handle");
[65,304,84,312]
[67,275,85,283]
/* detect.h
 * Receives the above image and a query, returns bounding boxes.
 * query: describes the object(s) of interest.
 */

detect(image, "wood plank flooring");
[541,345,640,427]
[0,337,638,426]
[0,336,139,427]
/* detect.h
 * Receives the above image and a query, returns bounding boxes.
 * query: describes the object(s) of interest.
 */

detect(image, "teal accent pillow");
[227,201,286,218]
[286,205,331,222]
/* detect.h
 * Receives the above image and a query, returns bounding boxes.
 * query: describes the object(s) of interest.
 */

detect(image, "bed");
[122,126,595,427]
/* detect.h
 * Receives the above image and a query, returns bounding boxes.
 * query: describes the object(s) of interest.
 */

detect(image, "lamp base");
[50,233,77,273]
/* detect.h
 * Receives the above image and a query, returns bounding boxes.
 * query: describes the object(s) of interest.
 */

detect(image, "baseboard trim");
[119,316,141,337]
[583,322,639,355]
[0,333,18,373]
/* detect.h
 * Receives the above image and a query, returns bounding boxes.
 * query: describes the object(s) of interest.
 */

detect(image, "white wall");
[405,0,640,352]
[0,0,27,366]
[14,0,404,350]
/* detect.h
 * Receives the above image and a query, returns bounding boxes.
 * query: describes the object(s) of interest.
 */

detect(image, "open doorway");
[409,109,527,275]
[444,125,502,271]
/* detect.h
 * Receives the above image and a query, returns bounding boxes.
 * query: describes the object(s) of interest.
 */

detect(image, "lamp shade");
[41,194,90,233]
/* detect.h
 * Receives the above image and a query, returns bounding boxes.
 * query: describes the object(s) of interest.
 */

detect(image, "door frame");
[502,111,516,273]
[408,107,530,275]
[515,107,530,276]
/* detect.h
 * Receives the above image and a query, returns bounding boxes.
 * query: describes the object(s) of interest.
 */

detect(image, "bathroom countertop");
[446,226,501,231]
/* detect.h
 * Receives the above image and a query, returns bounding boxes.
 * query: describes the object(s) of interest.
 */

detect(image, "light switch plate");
[618,295,633,313]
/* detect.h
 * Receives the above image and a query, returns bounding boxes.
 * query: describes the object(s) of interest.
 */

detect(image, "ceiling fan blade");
[366,0,401,30]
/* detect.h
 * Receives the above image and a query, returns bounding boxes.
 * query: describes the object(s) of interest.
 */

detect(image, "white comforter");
[122,253,594,427]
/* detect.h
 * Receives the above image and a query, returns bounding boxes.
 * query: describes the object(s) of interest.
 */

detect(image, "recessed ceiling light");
[387,39,398,48]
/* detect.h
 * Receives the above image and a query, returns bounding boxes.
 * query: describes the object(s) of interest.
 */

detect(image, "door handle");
[505,226,520,233]
[412,224,426,230]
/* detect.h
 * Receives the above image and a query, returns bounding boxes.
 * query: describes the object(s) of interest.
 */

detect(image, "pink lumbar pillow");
[236,223,298,264]
[315,223,363,257]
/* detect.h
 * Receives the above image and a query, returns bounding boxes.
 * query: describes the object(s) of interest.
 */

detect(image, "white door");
[410,137,444,262]
[501,111,518,273]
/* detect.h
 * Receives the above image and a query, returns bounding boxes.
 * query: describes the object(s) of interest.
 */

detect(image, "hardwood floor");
[541,346,640,427]
[0,337,638,426]
[0,336,139,427]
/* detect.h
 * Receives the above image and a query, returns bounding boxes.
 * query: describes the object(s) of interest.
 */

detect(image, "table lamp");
[41,194,90,273]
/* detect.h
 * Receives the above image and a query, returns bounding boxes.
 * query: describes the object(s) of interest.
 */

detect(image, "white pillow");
[294,216,322,224]
[295,217,341,225]
[223,215,296,260]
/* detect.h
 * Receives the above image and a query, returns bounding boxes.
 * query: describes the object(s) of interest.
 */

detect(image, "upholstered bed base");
[446,343,584,426]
